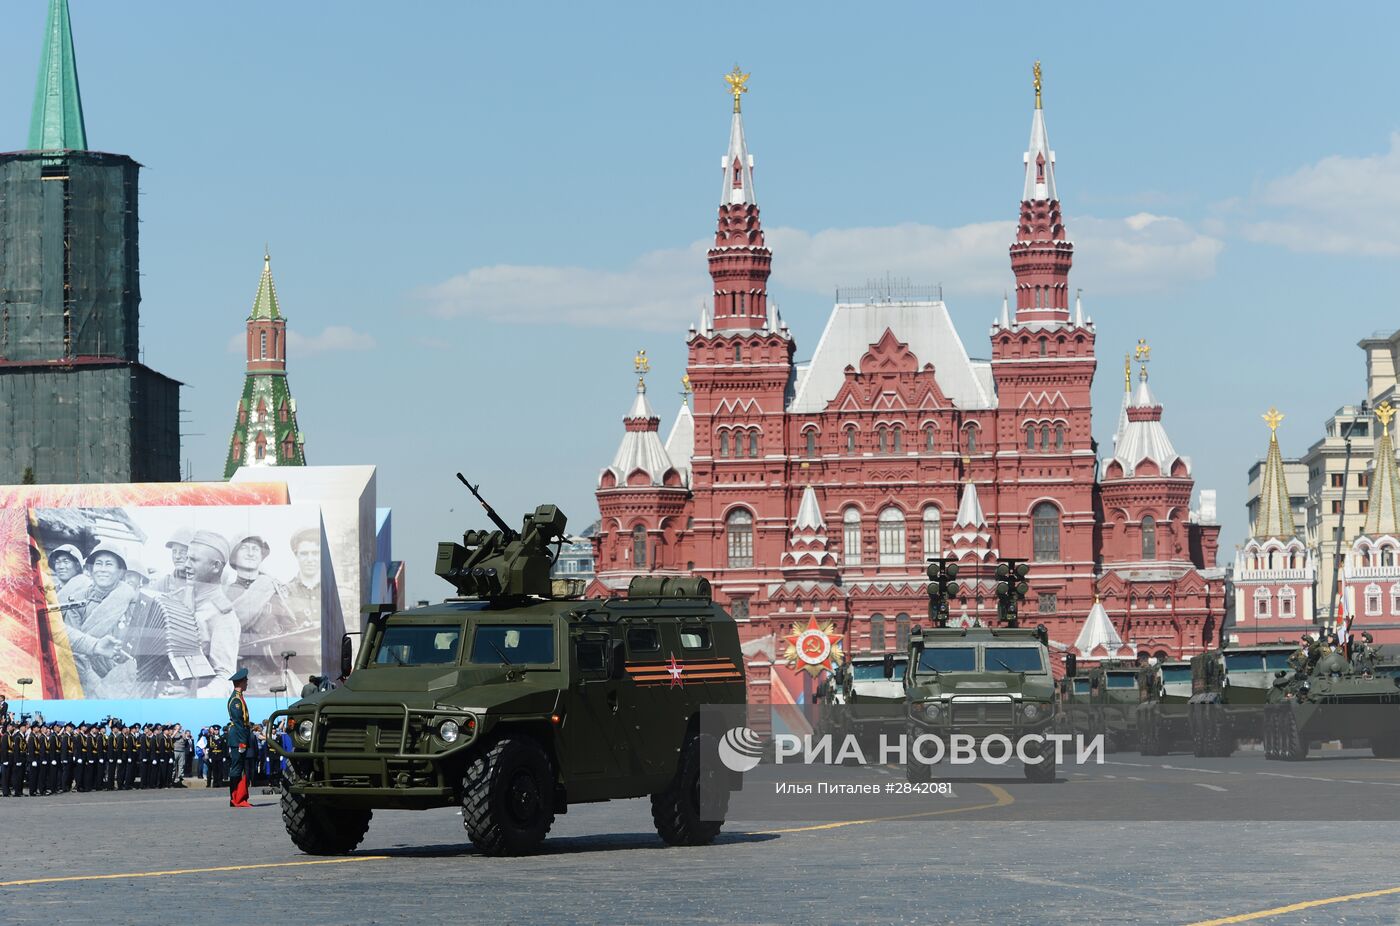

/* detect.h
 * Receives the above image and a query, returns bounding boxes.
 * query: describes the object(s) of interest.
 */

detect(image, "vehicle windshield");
[918,646,976,673]
[469,624,555,665]
[1224,653,1264,673]
[983,647,1044,673]
[374,623,462,666]
[1160,666,1192,684]
[851,661,904,681]
[1263,652,1293,671]
[1106,673,1137,689]
[1072,678,1091,694]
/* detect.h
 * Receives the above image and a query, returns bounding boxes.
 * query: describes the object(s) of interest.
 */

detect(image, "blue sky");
[4,2,1400,599]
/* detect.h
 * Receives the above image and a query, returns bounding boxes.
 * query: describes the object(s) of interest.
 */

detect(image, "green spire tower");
[29,0,87,151]
[225,252,308,478]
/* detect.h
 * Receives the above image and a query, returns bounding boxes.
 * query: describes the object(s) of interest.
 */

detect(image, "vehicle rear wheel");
[1139,714,1165,756]
[1278,710,1307,762]
[462,736,556,856]
[1023,741,1057,783]
[1263,711,1278,760]
[280,785,372,855]
[1371,733,1400,758]
[652,733,724,847]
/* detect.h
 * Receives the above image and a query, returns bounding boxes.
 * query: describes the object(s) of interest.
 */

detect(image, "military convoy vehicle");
[1084,661,1141,753]
[1135,659,1193,755]
[270,484,746,857]
[817,654,908,743]
[1264,636,1400,761]
[897,623,1058,783]
[1187,644,1295,757]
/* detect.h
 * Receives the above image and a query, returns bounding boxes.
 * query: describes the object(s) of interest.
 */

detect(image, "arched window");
[748,431,759,458]
[1254,587,1271,618]
[1384,547,1396,568]
[1025,427,1035,451]
[1279,587,1296,617]
[726,509,754,568]
[805,430,817,458]
[1391,584,1400,615]
[895,613,911,649]
[1038,337,1047,357]
[846,427,857,454]
[842,508,862,566]
[1032,502,1060,562]
[1366,583,1383,616]
[1040,424,1050,451]
[924,425,936,452]
[878,507,906,565]
[965,427,977,454]
[632,525,647,567]
[733,344,742,362]
[922,506,941,556]
[892,426,902,454]
[1141,516,1157,561]
[718,432,728,458]
[1054,426,1064,451]
[870,614,886,652]
[878,428,888,454]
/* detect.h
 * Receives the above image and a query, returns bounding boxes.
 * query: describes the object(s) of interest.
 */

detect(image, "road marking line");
[0,856,389,888]
[1193,783,1227,792]
[752,783,1014,834]
[1161,764,1224,774]
[1102,760,1152,768]
[1183,885,1400,925]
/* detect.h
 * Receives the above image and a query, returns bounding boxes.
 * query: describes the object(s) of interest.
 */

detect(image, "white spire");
[999,294,1010,329]
[1104,367,1189,478]
[627,378,656,420]
[1022,105,1057,203]
[721,109,756,206]
[663,402,693,488]
[794,485,825,530]
[1074,600,1126,658]
[955,481,986,528]
[600,379,679,488]
[1073,291,1083,327]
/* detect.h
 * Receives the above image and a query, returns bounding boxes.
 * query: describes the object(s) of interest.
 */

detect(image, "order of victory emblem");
[782,615,845,677]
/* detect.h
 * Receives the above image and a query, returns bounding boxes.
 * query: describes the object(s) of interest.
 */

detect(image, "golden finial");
[1123,353,1131,393]
[1377,400,1396,437]
[679,373,692,407]
[1263,407,1284,435]
[724,65,750,114]
[1135,338,1151,362]
[1033,61,1042,109]
[634,349,650,376]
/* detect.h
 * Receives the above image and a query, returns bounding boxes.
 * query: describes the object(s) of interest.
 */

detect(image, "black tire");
[280,785,372,856]
[1023,742,1057,783]
[1263,711,1278,760]
[652,733,724,847]
[1278,710,1307,762]
[462,736,556,856]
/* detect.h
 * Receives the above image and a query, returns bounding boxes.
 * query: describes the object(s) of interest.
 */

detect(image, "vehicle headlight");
[295,720,313,743]
[922,702,942,721]
[439,720,460,743]
[1022,703,1041,720]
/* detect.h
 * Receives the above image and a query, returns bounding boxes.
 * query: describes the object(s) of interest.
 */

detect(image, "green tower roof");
[250,252,283,320]
[29,0,87,152]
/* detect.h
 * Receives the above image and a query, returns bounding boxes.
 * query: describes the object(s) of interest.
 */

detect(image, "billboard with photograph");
[32,504,327,700]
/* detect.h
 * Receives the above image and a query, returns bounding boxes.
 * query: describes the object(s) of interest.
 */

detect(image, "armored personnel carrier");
[1085,660,1141,753]
[1187,644,1295,757]
[1136,659,1192,755]
[1054,669,1093,739]
[898,623,1058,783]
[270,484,746,857]
[1264,640,1400,760]
[817,654,908,743]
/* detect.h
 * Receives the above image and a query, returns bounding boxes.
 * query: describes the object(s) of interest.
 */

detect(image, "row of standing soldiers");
[0,721,191,796]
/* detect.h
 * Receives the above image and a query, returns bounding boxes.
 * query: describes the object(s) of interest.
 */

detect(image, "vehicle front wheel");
[1023,742,1057,783]
[652,733,725,847]
[280,786,372,855]
[462,736,556,856]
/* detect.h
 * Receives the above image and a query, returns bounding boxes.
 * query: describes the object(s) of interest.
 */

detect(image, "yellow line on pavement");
[752,783,1015,834]
[1184,885,1400,925]
[0,855,389,888]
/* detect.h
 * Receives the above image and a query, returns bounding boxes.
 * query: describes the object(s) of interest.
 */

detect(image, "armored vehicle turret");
[1136,659,1193,755]
[271,484,746,857]
[899,623,1058,783]
[1264,634,1400,760]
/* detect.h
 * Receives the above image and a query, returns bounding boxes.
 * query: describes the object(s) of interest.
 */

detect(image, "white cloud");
[419,213,1222,330]
[1237,132,1400,256]
[226,326,376,355]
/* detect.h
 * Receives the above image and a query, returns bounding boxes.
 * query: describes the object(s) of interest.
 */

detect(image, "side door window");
[563,631,620,777]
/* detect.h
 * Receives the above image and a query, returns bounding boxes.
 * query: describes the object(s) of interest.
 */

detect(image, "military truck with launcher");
[1136,659,1193,755]
[1264,633,1400,760]
[270,479,747,857]
[1187,643,1295,757]
[898,557,1058,783]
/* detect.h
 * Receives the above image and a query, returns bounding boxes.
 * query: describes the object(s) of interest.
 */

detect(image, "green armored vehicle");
[1054,665,1093,739]
[1187,644,1294,757]
[271,487,746,857]
[1085,661,1141,753]
[818,654,908,743]
[899,623,1058,783]
[1264,637,1400,760]
[1136,659,1192,755]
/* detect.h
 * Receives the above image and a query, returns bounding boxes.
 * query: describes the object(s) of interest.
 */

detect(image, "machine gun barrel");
[456,473,519,540]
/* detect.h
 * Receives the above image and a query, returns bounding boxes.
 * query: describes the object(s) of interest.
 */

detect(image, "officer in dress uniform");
[226,667,254,807]
[0,722,10,797]
[207,725,225,787]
